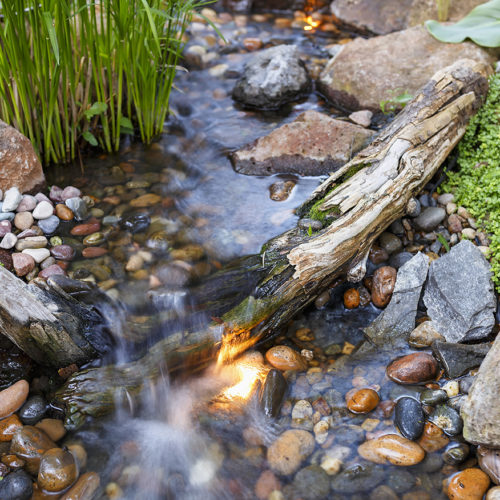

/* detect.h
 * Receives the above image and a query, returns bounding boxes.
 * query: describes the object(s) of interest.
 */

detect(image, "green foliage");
[436,233,450,252]
[0,0,208,164]
[442,72,500,289]
[380,91,413,114]
[426,0,500,47]
[435,0,451,21]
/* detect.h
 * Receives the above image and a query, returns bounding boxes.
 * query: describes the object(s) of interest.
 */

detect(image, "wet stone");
[292,465,330,500]
[266,346,307,371]
[343,288,360,309]
[121,212,151,234]
[55,203,74,221]
[0,470,33,500]
[40,257,56,269]
[65,197,88,221]
[386,352,438,384]
[260,369,287,418]
[414,207,446,231]
[386,468,415,494]
[379,232,402,254]
[408,321,444,348]
[35,418,66,442]
[70,220,101,236]
[83,232,105,246]
[369,245,389,264]
[478,446,500,485]
[82,247,107,258]
[16,235,47,250]
[130,193,161,207]
[394,397,424,440]
[59,471,100,500]
[447,468,490,500]
[487,487,500,500]
[358,434,425,466]
[267,429,315,475]
[51,244,76,261]
[61,186,81,201]
[19,395,47,425]
[38,264,66,279]
[269,180,296,201]
[38,215,60,234]
[38,448,78,493]
[444,443,470,465]
[428,404,463,436]
[371,265,397,308]
[389,251,414,269]
[49,186,64,202]
[420,389,448,406]
[22,248,50,264]
[432,341,490,378]
[331,462,385,493]
[346,388,379,414]
[0,414,22,441]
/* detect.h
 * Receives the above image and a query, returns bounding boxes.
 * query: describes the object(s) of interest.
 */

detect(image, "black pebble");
[394,397,424,440]
[0,470,33,500]
[19,395,47,425]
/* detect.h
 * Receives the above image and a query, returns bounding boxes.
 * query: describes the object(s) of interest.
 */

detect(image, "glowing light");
[222,363,262,400]
[303,16,321,31]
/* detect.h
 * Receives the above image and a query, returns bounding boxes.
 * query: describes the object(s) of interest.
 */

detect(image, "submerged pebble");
[394,397,424,440]
[358,434,425,466]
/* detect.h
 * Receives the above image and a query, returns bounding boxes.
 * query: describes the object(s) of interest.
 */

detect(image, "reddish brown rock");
[50,245,76,261]
[55,204,74,221]
[267,429,315,475]
[0,120,45,193]
[0,380,29,418]
[38,264,66,279]
[417,421,449,453]
[70,218,100,236]
[358,434,425,466]
[0,414,22,441]
[38,448,78,493]
[343,288,360,309]
[371,266,397,307]
[231,110,373,176]
[35,419,66,442]
[255,470,281,499]
[60,471,100,500]
[265,346,307,371]
[130,193,161,208]
[82,247,108,258]
[447,468,490,500]
[243,37,263,51]
[12,252,35,277]
[369,245,389,264]
[346,388,379,413]
[386,352,438,384]
[0,248,13,271]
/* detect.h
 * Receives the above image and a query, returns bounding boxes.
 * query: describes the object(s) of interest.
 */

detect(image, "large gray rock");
[423,240,496,342]
[330,0,486,36]
[432,341,490,378]
[364,252,429,348]
[317,26,494,111]
[462,334,500,446]
[232,45,311,110]
[230,110,373,176]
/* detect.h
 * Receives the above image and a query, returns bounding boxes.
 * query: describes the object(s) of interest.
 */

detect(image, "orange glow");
[222,362,262,400]
[303,16,321,31]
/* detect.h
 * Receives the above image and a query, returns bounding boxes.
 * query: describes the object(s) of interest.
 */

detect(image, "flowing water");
[38,11,458,500]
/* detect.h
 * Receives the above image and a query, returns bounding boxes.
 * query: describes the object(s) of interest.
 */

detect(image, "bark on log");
[50,58,490,428]
[0,269,117,367]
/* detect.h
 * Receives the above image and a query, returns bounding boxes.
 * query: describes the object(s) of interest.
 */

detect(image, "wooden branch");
[51,59,490,428]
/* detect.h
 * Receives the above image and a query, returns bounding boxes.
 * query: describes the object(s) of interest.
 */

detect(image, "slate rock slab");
[432,341,490,378]
[230,110,373,176]
[232,45,311,110]
[423,240,496,342]
[364,252,429,348]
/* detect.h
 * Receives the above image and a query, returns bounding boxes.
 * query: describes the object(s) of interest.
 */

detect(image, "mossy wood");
[51,59,491,428]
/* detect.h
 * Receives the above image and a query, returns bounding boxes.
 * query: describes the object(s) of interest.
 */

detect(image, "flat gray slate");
[423,240,496,342]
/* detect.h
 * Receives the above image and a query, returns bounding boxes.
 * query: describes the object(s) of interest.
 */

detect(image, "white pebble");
[443,380,459,398]
[320,456,342,475]
[32,200,54,220]
[2,187,22,212]
[22,248,50,263]
[0,232,17,249]
[462,228,476,240]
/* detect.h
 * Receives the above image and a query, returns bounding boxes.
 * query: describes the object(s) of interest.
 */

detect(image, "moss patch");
[442,72,500,290]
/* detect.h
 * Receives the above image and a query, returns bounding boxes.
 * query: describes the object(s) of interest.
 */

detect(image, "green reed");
[0,0,206,165]
[436,0,451,21]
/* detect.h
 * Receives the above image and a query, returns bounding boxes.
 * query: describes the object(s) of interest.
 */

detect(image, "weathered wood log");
[0,269,118,367]
[53,58,490,428]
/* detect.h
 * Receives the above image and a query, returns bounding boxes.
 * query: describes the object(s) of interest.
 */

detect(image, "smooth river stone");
[19,395,47,425]
[428,404,463,436]
[10,426,57,475]
[265,346,307,371]
[65,197,88,221]
[371,265,397,307]
[83,232,105,246]
[60,471,100,500]
[0,219,11,237]
[260,369,287,418]
[0,211,15,221]
[267,429,315,475]
[61,186,81,201]
[0,233,17,250]
[130,193,161,207]
[70,219,101,236]
[38,215,60,234]
[49,185,64,202]
[16,195,37,213]
[38,448,78,493]
[417,421,449,453]
[32,200,54,220]
[22,248,50,264]
[394,397,424,440]
[358,434,425,466]
[478,446,500,485]
[2,187,22,212]
[16,235,47,250]
[0,470,33,500]
[447,468,490,500]
[35,418,66,442]
[386,352,438,384]
[51,244,76,261]
[0,414,23,441]
[346,388,380,414]
[12,253,35,276]
[38,264,66,279]
[82,247,108,258]
[14,211,34,230]
[55,204,74,221]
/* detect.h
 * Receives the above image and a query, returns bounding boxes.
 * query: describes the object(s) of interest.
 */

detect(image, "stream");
[4,8,481,500]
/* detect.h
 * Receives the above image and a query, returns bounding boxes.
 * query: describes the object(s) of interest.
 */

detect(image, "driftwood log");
[32,58,489,427]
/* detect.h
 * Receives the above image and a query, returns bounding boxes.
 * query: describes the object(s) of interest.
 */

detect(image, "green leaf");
[120,116,134,135]
[42,12,60,65]
[437,233,450,252]
[84,102,108,121]
[308,225,313,236]
[426,0,500,47]
[82,130,98,146]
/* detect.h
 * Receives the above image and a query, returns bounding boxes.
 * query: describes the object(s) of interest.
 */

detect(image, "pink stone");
[12,253,35,277]
[0,220,11,237]
[38,264,66,279]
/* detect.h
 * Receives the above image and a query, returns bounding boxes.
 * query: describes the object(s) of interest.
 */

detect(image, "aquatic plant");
[436,0,451,22]
[0,0,209,164]
[443,72,500,290]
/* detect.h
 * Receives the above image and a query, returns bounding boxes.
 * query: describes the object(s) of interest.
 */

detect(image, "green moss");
[442,72,500,290]
[308,188,341,223]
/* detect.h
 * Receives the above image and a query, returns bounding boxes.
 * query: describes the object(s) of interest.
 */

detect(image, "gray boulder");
[364,252,429,347]
[423,240,496,342]
[232,45,311,110]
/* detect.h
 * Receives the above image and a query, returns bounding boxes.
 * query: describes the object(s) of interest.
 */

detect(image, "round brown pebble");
[265,346,307,371]
[35,419,66,442]
[1,454,25,469]
[371,266,397,307]
[243,37,263,51]
[417,421,449,453]
[346,388,379,414]
[38,448,78,493]
[255,470,281,500]
[267,430,315,475]
[358,434,425,466]
[447,468,490,500]
[0,380,29,419]
[82,247,108,258]
[343,288,360,309]
[0,413,23,441]
[55,204,74,221]
[386,352,438,384]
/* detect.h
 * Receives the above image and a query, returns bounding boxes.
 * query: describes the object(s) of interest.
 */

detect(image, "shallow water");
[41,12,459,500]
